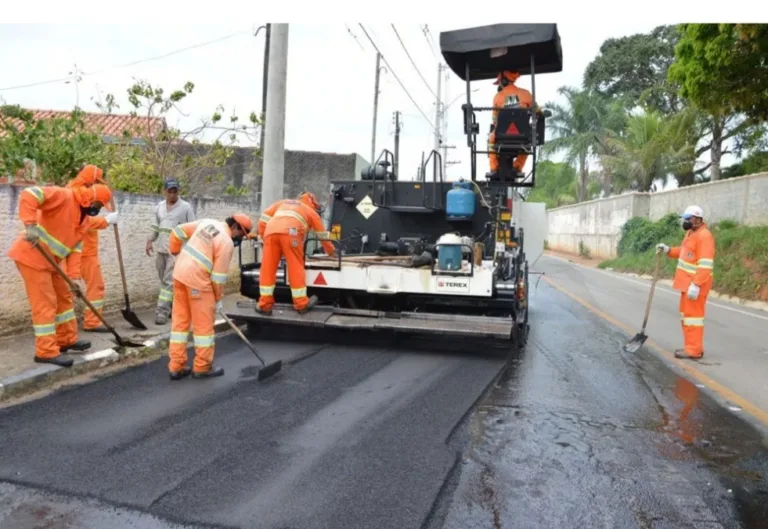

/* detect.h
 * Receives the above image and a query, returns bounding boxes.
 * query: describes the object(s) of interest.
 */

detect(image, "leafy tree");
[584,25,682,114]
[543,86,625,201]
[526,161,578,208]
[721,150,768,179]
[669,24,768,122]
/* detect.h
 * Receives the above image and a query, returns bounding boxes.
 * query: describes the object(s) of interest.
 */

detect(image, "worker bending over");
[487,70,538,179]
[166,214,253,380]
[146,179,195,325]
[657,205,715,360]
[7,182,113,367]
[65,165,119,332]
[254,192,335,316]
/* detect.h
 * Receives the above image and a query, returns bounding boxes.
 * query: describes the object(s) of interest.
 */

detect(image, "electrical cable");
[391,25,437,99]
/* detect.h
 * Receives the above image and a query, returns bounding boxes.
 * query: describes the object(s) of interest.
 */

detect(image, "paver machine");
[226,23,562,353]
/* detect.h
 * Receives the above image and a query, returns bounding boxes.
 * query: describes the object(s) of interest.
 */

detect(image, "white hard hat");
[681,205,704,219]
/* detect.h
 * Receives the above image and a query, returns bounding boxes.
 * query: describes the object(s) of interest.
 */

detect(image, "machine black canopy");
[440,24,563,80]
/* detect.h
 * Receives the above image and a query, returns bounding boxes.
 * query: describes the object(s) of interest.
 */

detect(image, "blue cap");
[164,179,180,190]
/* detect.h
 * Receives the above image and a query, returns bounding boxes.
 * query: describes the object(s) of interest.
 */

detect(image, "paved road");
[1,271,767,529]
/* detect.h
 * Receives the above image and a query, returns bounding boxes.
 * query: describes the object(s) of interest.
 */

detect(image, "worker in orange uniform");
[254,192,335,316]
[487,70,539,179]
[64,165,119,332]
[166,214,253,380]
[7,183,113,367]
[657,205,715,360]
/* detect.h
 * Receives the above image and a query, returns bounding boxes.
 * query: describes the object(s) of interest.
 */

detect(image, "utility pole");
[393,111,401,179]
[259,23,271,151]
[261,23,289,210]
[420,151,426,182]
[433,63,443,154]
[371,52,382,164]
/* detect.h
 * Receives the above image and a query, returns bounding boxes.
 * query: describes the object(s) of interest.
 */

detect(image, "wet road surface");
[1,281,767,529]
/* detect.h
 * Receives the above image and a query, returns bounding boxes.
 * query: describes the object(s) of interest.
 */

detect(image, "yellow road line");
[542,275,768,429]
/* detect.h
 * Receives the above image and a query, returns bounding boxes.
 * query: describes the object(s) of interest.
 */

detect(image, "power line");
[344,24,366,52]
[0,29,252,92]
[421,25,440,62]
[391,25,437,99]
[357,24,436,134]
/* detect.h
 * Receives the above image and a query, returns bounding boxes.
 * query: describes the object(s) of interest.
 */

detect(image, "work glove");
[105,211,119,225]
[656,243,670,255]
[215,300,224,314]
[24,225,40,244]
[687,283,700,301]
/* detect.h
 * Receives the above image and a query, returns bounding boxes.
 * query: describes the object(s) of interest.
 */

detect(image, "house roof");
[1,108,168,140]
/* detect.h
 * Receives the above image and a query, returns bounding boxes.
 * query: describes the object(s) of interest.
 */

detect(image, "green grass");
[599,217,768,301]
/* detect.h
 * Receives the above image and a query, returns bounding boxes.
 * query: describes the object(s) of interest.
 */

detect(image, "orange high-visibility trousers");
[488,129,527,172]
[679,290,708,357]
[81,256,106,330]
[168,279,216,373]
[257,233,309,312]
[15,262,78,359]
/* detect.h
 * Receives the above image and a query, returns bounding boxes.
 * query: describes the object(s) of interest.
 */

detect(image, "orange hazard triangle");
[313,272,328,286]
[506,122,520,135]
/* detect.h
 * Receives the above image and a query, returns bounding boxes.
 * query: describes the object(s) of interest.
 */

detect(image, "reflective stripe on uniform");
[55,309,76,325]
[72,241,83,253]
[173,226,190,241]
[151,225,172,234]
[697,258,714,270]
[33,323,56,337]
[291,287,307,298]
[676,259,697,274]
[259,214,272,223]
[90,299,104,309]
[158,288,174,303]
[682,317,704,327]
[182,244,213,273]
[315,231,331,239]
[37,225,73,258]
[25,187,45,204]
[193,334,215,348]
[260,285,275,296]
[275,210,308,228]
[211,271,228,284]
[170,331,189,344]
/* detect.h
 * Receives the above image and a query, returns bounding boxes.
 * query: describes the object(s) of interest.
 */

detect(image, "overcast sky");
[1,22,732,186]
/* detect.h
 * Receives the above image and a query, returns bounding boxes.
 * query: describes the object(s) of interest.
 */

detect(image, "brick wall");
[0,185,259,337]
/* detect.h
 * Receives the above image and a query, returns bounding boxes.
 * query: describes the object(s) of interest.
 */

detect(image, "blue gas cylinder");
[446,180,475,220]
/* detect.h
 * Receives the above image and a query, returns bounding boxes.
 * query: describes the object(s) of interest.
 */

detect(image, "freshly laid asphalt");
[1,260,766,529]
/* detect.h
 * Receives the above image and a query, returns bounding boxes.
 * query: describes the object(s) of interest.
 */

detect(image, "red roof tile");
[1,108,168,139]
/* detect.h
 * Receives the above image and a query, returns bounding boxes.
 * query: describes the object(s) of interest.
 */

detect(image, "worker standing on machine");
[657,205,715,360]
[166,214,253,380]
[254,192,335,316]
[487,70,537,179]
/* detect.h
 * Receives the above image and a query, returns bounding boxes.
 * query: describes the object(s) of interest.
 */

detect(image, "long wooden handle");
[218,309,267,366]
[108,197,131,304]
[640,252,662,332]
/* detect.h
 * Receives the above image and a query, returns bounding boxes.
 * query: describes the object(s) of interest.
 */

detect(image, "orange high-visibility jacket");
[169,219,234,300]
[492,84,534,127]
[7,186,91,271]
[669,223,715,292]
[65,216,109,279]
[257,199,335,255]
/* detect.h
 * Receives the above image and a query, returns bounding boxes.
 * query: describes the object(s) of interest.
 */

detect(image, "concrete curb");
[0,318,230,402]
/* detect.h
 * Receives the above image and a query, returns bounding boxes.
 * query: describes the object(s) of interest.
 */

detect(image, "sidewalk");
[0,294,244,401]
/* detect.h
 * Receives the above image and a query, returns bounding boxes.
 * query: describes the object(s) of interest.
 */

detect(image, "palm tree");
[543,86,626,201]
[601,110,695,192]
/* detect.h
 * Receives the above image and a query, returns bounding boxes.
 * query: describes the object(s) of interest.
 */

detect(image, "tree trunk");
[579,154,588,202]
[710,118,724,182]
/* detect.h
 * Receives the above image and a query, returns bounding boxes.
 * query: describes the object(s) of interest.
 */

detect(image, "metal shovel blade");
[121,308,148,330]
[257,360,283,381]
[624,332,647,353]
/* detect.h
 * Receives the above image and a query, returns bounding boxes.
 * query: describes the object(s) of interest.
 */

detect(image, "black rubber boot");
[155,314,168,325]
[297,295,319,315]
[84,326,110,333]
[60,340,91,353]
[674,349,703,360]
[34,355,74,368]
[255,305,272,316]
[193,366,225,379]
[169,366,192,380]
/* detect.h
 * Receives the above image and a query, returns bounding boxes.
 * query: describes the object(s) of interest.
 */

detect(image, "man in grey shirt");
[146,178,195,324]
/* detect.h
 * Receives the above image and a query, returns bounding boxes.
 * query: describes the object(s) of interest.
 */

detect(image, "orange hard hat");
[67,164,105,188]
[493,71,520,85]
[231,213,253,233]
[72,184,113,210]
[299,191,321,212]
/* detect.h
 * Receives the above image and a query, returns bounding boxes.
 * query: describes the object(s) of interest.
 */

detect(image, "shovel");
[108,196,148,330]
[217,308,282,381]
[36,245,145,349]
[624,250,662,353]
